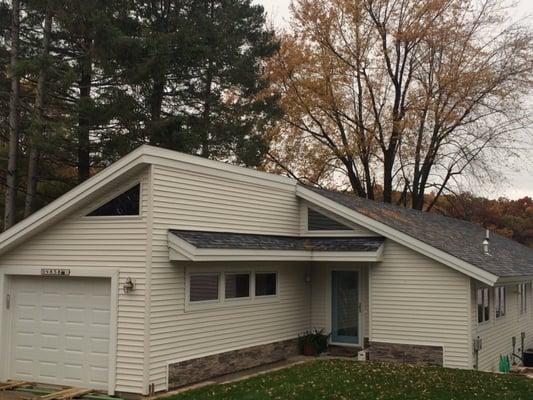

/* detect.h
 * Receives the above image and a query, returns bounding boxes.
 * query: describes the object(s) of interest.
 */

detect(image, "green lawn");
[169,359,533,400]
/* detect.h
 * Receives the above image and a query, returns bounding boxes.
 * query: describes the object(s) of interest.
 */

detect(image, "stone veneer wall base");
[168,338,299,388]
[369,341,443,366]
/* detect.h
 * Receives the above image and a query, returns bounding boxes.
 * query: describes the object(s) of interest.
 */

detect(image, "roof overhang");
[296,186,500,286]
[167,231,384,262]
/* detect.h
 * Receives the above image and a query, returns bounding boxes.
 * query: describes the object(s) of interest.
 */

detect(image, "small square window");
[225,273,250,299]
[255,273,277,296]
[190,274,219,302]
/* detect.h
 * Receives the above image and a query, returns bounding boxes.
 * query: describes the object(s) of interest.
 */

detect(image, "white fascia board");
[167,232,382,262]
[167,232,196,261]
[142,146,296,191]
[495,275,533,285]
[296,186,499,286]
[0,147,149,256]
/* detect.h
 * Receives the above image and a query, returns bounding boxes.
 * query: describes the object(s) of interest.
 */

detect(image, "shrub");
[298,329,330,356]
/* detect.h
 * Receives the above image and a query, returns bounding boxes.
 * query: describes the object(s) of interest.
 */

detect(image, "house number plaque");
[41,268,71,276]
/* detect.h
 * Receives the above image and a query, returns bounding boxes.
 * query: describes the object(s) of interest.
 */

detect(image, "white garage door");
[8,276,111,390]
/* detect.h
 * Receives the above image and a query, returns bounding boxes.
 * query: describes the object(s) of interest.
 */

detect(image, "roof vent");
[483,229,490,255]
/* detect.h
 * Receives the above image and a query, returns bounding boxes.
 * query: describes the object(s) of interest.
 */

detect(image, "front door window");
[331,270,359,344]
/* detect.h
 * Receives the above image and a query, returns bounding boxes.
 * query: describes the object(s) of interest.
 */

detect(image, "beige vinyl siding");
[0,170,150,394]
[370,241,471,369]
[148,163,308,391]
[472,281,533,372]
[152,164,300,235]
[149,261,310,391]
[310,263,370,339]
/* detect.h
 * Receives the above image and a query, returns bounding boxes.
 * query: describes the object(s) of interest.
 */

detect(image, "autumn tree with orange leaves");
[265,0,532,210]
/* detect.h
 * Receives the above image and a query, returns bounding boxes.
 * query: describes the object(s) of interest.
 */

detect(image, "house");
[0,145,532,396]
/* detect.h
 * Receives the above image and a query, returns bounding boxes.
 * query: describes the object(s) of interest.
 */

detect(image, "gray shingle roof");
[170,230,384,252]
[306,186,533,278]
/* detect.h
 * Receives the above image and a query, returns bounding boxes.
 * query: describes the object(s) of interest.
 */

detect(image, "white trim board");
[167,232,384,263]
[296,186,499,286]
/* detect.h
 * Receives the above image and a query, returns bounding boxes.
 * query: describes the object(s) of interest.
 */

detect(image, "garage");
[5,276,111,390]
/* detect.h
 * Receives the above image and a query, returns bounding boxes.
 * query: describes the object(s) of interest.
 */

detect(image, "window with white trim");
[189,273,219,302]
[186,270,278,308]
[225,273,250,299]
[495,286,505,318]
[87,184,140,216]
[519,283,528,315]
[477,287,490,323]
[307,208,351,231]
[255,272,277,296]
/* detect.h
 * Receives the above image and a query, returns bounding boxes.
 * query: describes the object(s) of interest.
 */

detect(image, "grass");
[168,359,533,400]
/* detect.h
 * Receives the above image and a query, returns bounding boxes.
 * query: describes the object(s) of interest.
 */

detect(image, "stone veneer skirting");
[168,338,299,388]
[369,341,443,366]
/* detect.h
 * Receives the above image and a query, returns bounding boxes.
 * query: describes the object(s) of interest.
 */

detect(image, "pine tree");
[4,0,21,229]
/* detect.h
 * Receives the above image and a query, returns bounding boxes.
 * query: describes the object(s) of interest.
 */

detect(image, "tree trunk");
[201,63,213,158]
[24,9,53,217]
[4,0,21,230]
[200,0,214,158]
[382,150,394,203]
[147,74,166,146]
[77,38,93,183]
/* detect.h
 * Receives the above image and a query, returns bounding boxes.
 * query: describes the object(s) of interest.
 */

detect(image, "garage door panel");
[8,276,111,390]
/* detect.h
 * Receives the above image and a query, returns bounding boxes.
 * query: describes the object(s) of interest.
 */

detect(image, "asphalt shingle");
[306,186,533,278]
[170,230,384,252]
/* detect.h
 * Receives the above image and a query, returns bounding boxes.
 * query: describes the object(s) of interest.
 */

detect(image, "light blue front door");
[331,270,359,344]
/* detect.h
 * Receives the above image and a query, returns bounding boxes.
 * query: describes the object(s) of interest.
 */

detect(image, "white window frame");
[185,268,279,312]
[519,282,528,315]
[83,181,142,220]
[254,271,278,298]
[495,286,506,319]
[187,272,221,304]
[302,205,355,236]
[477,287,490,324]
[224,272,251,301]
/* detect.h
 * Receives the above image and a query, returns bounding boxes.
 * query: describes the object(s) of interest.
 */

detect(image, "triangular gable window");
[87,184,140,216]
[307,208,352,231]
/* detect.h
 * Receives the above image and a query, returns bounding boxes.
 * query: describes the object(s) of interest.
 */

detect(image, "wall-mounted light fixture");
[123,277,135,293]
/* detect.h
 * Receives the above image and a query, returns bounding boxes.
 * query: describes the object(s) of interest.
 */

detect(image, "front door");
[331,270,359,345]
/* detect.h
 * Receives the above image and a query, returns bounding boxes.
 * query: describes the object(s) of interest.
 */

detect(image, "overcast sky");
[254,0,533,199]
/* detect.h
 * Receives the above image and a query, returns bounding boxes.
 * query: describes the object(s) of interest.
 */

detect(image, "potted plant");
[298,329,330,356]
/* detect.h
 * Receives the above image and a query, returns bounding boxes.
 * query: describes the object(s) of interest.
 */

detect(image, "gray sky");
[255,0,533,199]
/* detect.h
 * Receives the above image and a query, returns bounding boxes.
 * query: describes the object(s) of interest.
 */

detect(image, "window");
[477,287,490,323]
[308,208,351,231]
[189,274,219,302]
[187,270,278,308]
[87,184,140,216]
[225,273,250,299]
[255,273,277,296]
[495,286,506,318]
[519,283,529,315]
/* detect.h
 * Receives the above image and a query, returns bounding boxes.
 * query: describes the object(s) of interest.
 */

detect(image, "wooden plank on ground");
[57,388,93,400]
[0,381,31,391]
[37,387,80,400]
